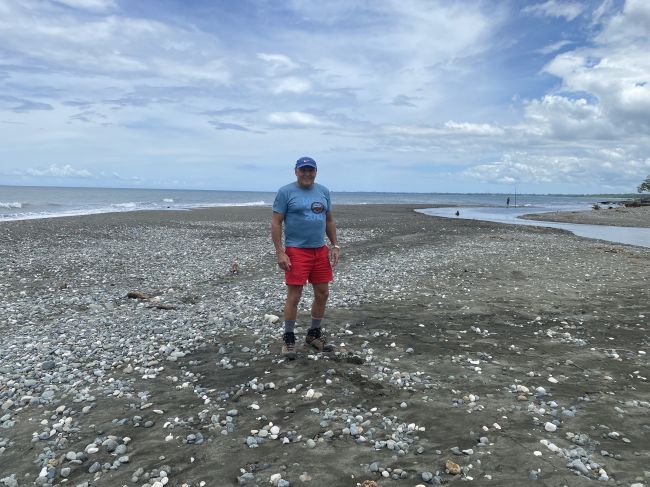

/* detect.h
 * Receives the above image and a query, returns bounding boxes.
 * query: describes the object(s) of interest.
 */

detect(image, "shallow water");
[417,206,650,248]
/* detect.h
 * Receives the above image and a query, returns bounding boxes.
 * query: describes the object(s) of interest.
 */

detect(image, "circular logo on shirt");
[311,201,325,214]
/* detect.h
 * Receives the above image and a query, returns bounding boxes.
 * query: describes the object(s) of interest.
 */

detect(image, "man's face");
[295,166,317,188]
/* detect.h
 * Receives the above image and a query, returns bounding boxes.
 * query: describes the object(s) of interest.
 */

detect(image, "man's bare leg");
[281,285,303,359]
[311,282,329,320]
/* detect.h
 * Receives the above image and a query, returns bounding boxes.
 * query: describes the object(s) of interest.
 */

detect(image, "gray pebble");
[42,361,56,370]
[104,439,118,452]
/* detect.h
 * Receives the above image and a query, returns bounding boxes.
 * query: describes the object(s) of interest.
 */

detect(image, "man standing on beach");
[271,156,340,359]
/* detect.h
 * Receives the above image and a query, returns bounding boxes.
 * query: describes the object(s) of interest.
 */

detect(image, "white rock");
[264,314,280,324]
[544,422,557,432]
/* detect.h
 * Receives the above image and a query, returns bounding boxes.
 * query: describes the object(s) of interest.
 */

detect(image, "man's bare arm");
[326,211,339,266]
[272,212,291,271]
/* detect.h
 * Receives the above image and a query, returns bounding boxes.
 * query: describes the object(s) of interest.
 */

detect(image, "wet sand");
[1,205,649,487]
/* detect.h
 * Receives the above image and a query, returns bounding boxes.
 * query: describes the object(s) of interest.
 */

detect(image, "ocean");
[0,185,629,222]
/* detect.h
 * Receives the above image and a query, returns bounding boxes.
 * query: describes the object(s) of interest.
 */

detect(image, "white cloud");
[272,77,312,95]
[53,0,116,12]
[26,164,92,178]
[383,124,439,136]
[538,40,572,55]
[382,121,504,137]
[521,95,614,139]
[542,1,650,131]
[597,0,650,45]
[258,53,298,72]
[462,152,637,186]
[0,2,231,84]
[522,1,585,21]
[268,111,329,127]
[464,153,574,184]
[443,121,504,136]
[112,171,141,182]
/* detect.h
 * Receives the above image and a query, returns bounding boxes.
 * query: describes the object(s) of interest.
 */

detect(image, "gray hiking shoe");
[306,328,334,352]
[281,332,297,359]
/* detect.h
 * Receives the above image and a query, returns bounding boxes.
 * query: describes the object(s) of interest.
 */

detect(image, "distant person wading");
[271,156,340,359]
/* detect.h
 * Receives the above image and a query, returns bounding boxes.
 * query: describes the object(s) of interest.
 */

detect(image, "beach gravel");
[0,205,648,486]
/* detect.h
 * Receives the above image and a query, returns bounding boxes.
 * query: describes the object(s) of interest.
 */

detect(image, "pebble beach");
[1,205,649,487]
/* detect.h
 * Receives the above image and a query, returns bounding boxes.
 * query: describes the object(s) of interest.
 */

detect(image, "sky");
[1,0,649,194]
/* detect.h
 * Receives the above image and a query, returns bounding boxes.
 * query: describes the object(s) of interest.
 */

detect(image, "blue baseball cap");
[295,156,317,169]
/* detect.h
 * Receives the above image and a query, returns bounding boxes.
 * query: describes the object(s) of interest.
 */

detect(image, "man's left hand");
[331,247,340,266]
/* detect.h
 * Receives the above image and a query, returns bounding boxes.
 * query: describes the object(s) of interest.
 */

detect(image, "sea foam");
[0,201,23,208]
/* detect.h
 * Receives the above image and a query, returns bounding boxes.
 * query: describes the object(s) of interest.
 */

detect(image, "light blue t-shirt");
[273,182,331,248]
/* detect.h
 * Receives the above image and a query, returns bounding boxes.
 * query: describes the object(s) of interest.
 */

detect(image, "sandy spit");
[522,205,650,228]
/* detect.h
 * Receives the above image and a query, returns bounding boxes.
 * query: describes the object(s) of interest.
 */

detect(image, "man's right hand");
[276,251,291,271]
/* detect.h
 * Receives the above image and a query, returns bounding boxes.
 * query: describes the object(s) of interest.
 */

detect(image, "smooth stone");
[569,459,590,476]
[544,422,557,432]
[104,439,118,452]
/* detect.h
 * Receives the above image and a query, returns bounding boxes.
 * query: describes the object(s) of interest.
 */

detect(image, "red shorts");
[284,246,333,285]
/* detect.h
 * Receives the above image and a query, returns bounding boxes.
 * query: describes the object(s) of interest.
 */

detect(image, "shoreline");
[1,205,648,486]
[4,202,650,229]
